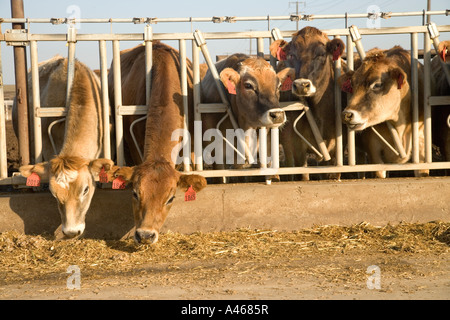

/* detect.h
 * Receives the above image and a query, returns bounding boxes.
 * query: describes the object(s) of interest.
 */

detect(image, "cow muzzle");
[135,228,159,244]
[292,79,316,97]
[62,223,85,239]
[261,108,286,128]
[341,109,367,131]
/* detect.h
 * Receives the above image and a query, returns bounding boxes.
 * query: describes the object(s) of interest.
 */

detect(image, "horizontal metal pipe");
[184,162,450,178]
[3,11,449,25]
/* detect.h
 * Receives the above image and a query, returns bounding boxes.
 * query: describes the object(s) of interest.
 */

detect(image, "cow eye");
[82,186,89,196]
[132,190,139,200]
[371,82,383,91]
[244,82,254,91]
[166,195,175,205]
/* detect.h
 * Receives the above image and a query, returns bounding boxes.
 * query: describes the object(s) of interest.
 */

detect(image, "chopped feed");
[0,221,448,285]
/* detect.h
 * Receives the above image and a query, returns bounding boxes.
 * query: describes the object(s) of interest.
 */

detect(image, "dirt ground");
[0,222,448,300]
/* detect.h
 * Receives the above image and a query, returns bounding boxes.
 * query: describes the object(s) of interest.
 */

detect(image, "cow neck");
[307,64,336,135]
[60,64,102,160]
[142,53,184,166]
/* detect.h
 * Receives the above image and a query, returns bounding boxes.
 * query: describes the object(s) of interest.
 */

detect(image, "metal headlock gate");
[1,10,450,186]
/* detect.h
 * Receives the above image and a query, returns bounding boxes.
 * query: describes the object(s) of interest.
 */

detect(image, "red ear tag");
[227,79,236,95]
[277,47,287,61]
[99,167,108,183]
[26,172,41,187]
[281,76,293,91]
[441,47,447,62]
[342,78,353,93]
[112,176,126,190]
[397,74,404,89]
[333,46,341,61]
[184,185,197,202]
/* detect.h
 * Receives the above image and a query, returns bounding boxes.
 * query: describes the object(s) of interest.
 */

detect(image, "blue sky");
[1,0,449,84]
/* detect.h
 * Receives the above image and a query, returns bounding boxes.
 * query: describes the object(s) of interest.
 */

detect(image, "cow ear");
[389,67,407,89]
[220,68,240,95]
[19,162,50,179]
[338,71,354,93]
[177,174,207,193]
[269,40,289,61]
[277,67,295,91]
[89,158,114,175]
[113,166,135,182]
[327,38,345,61]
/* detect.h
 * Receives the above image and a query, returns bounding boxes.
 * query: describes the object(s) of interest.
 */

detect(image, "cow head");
[20,157,114,238]
[219,57,294,129]
[270,27,345,99]
[111,160,207,244]
[438,40,450,64]
[340,49,408,131]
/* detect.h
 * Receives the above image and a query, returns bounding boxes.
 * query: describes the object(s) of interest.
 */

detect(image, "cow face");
[340,58,407,131]
[20,157,114,238]
[219,57,293,129]
[270,27,345,98]
[112,161,207,244]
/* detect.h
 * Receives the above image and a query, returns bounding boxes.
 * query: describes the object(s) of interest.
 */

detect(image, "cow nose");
[135,228,158,244]
[62,224,85,239]
[342,110,355,123]
[269,110,285,124]
[62,228,82,238]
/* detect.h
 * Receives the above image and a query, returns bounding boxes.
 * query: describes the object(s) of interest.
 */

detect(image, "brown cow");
[270,27,346,178]
[107,42,206,244]
[18,56,113,238]
[340,46,428,177]
[200,53,294,169]
[431,40,450,163]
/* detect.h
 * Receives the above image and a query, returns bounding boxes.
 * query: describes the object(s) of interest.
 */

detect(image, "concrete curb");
[0,177,448,239]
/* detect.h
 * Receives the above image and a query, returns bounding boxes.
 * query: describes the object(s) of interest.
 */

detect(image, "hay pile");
[0,221,448,284]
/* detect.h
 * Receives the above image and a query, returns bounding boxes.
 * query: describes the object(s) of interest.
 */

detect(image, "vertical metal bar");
[334,35,343,167]
[112,40,124,166]
[192,40,203,171]
[411,33,420,164]
[0,33,7,179]
[30,40,42,163]
[257,37,264,58]
[99,40,111,159]
[66,26,76,108]
[11,0,30,166]
[423,32,432,163]
[259,127,267,169]
[271,128,279,169]
[179,39,190,172]
[144,25,153,106]
[346,34,356,165]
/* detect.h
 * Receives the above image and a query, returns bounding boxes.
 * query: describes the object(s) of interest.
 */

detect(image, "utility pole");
[427,0,431,23]
[289,1,305,30]
[11,0,30,165]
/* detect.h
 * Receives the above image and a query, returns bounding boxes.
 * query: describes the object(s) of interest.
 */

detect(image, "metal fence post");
[99,40,111,160]
[30,40,42,163]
